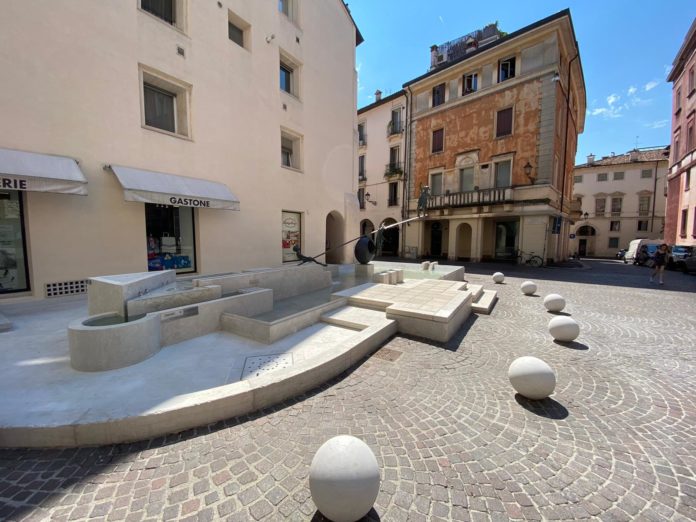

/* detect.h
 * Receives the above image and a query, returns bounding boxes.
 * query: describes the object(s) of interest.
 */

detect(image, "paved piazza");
[1,260,695,521]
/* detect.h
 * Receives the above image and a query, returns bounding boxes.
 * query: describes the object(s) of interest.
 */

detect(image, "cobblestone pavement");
[2,260,696,521]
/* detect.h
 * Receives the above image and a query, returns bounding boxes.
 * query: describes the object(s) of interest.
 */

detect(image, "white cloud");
[644,80,659,91]
[438,15,444,25]
[607,94,619,106]
[644,119,668,129]
[627,86,637,96]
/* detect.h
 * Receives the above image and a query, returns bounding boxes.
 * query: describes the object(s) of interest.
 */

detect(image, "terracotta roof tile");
[575,148,669,168]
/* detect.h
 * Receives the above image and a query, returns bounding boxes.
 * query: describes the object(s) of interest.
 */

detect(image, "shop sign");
[168,196,211,207]
[282,211,301,262]
[1,177,28,190]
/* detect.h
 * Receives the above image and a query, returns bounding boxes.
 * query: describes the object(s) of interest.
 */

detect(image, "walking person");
[650,244,669,285]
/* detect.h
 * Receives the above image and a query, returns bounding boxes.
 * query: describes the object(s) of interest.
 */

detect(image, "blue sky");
[349,1,695,163]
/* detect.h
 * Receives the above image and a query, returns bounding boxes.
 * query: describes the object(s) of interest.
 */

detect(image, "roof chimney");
[374,89,382,101]
[629,149,639,162]
[610,152,615,157]
[587,153,595,165]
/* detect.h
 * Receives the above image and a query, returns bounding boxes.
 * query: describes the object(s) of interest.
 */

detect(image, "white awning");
[108,165,240,210]
[0,147,88,195]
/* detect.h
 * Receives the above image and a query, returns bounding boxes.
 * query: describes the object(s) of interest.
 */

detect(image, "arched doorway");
[430,221,443,257]
[456,223,472,261]
[325,211,344,264]
[379,218,399,257]
[360,219,374,237]
[575,225,596,257]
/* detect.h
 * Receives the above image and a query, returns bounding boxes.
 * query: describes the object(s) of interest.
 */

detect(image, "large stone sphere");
[543,293,566,312]
[520,280,537,295]
[309,435,380,522]
[548,316,580,342]
[508,356,556,400]
[492,272,505,284]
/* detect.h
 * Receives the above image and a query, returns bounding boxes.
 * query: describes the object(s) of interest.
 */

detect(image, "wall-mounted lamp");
[364,192,377,206]
[265,34,276,44]
[523,161,536,184]
[583,211,589,220]
[551,71,560,82]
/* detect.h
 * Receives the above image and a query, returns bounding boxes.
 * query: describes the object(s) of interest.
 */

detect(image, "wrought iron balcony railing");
[387,120,403,136]
[384,162,403,178]
[426,187,514,209]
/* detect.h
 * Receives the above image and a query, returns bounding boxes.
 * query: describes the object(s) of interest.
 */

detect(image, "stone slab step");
[466,284,484,301]
[472,289,498,315]
[320,306,387,330]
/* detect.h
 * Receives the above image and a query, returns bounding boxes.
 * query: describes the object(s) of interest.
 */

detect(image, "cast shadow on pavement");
[553,339,589,350]
[515,394,569,420]
[312,507,381,521]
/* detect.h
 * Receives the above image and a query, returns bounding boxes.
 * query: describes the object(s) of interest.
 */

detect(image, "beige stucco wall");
[0,1,359,299]
[571,160,668,256]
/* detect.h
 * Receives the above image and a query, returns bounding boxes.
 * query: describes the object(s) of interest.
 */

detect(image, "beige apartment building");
[402,10,585,264]
[356,90,407,256]
[0,0,362,299]
[570,148,668,257]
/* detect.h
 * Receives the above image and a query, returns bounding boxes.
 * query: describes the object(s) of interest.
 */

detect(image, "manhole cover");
[242,354,293,379]
[374,348,402,362]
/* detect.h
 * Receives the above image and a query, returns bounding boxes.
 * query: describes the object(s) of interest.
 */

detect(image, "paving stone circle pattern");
[1,261,696,521]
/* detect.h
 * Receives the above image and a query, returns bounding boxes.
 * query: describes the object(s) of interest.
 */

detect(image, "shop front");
[108,165,240,274]
[0,147,88,295]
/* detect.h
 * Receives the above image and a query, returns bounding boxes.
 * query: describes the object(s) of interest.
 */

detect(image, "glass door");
[0,191,29,293]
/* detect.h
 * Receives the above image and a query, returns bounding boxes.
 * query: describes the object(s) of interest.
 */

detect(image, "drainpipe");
[557,53,579,261]
[402,86,413,258]
[650,160,658,233]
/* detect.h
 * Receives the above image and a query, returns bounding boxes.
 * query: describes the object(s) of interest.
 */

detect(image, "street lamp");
[523,161,536,184]
[583,211,589,220]
[364,192,377,206]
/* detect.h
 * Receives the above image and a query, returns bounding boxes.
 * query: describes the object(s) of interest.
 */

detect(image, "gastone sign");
[168,196,211,207]
[1,177,28,190]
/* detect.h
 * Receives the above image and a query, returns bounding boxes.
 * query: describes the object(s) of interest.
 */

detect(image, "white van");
[623,239,663,265]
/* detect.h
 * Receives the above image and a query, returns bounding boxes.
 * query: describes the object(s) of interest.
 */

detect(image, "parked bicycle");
[517,249,543,267]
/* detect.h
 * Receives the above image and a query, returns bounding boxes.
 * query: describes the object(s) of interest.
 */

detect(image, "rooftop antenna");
[634,135,639,150]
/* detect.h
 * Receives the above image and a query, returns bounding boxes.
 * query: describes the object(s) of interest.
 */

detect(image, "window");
[595,198,606,216]
[141,0,175,25]
[611,197,622,215]
[641,169,652,179]
[389,108,402,135]
[610,220,621,231]
[686,169,692,191]
[597,173,608,182]
[494,159,511,188]
[388,146,400,170]
[388,182,398,206]
[432,83,446,107]
[574,175,583,183]
[280,62,294,95]
[689,67,695,93]
[358,155,365,180]
[680,209,688,237]
[357,188,365,210]
[674,136,680,161]
[693,210,696,237]
[358,123,366,146]
[281,130,301,170]
[637,220,648,231]
[499,57,516,82]
[0,190,29,293]
[430,173,443,196]
[432,128,444,153]
[676,88,682,112]
[496,107,513,138]
[228,11,249,49]
[144,84,175,133]
[613,171,624,181]
[638,195,651,216]
[460,167,474,192]
[463,73,478,95]
[146,204,196,274]
[281,211,302,262]
[278,0,296,22]
[141,67,191,137]
[688,122,694,152]
[608,237,620,249]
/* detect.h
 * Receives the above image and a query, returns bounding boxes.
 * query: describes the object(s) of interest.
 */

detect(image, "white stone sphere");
[548,316,580,342]
[508,356,556,400]
[520,280,537,295]
[543,293,566,312]
[309,435,380,522]
[492,272,505,284]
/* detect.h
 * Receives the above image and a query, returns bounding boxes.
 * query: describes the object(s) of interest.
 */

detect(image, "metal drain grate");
[45,280,88,298]
[242,354,293,379]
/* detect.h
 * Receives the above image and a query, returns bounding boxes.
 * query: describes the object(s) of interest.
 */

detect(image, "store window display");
[0,191,29,293]
[145,204,196,273]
